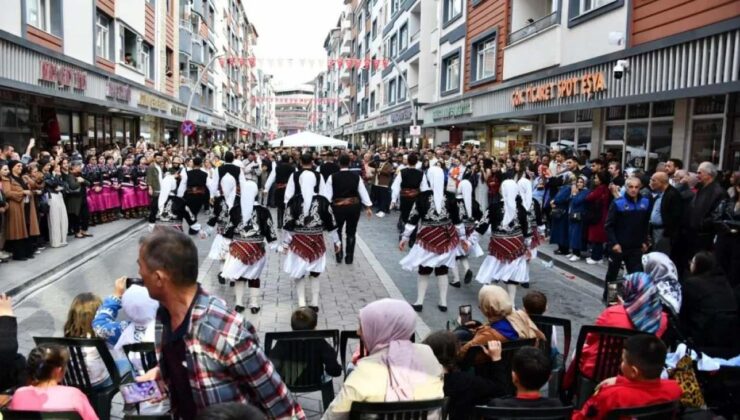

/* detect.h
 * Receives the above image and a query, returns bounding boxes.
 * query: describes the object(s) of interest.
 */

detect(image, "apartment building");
[423,0,740,172]
[275,85,314,136]
[0,0,274,151]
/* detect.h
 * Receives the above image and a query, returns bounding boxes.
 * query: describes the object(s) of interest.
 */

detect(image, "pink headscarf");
[359,299,424,402]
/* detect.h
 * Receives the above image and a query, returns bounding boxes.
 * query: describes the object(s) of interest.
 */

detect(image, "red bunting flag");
[248,56,256,67]
[382,58,390,69]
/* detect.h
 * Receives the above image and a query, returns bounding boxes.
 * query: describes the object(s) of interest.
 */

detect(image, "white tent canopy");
[268,131,348,149]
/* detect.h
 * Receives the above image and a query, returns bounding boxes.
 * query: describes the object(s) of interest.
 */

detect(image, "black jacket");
[605,194,650,249]
[659,185,683,240]
[0,316,26,391]
[444,368,507,420]
[689,180,728,234]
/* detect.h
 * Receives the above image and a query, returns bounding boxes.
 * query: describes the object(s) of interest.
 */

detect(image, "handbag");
[668,354,706,408]
[551,208,565,219]
[569,212,582,222]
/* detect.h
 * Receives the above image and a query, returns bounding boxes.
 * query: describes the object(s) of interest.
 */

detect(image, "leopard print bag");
[668,354,706,408]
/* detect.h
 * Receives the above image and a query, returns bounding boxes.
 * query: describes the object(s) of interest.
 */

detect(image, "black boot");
[345,236,356,264]
[336,249,344,264]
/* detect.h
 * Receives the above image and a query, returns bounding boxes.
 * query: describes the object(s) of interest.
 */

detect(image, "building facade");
[0,0,276,152]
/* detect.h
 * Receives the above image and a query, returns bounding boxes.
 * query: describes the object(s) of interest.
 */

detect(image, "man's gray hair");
[139,229,199,287]
[698,161,718,178]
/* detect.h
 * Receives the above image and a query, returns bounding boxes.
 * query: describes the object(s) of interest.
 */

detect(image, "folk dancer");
[154,165,200,233]
[517,176,544,259]
[205,159,240,286]
[263,154,296,229]
[475,179,530,303]
[280,170,340,313]
[323,153,373,264]
[182,157,209,220]
[222,176,277,314]
[450,172,484,287]
[391,153,423,242]
[399,166,468,312]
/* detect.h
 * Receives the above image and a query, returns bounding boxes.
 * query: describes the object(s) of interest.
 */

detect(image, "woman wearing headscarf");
[585,171,610,264]
[1,161,40,260]
[550,172,574,255]
[566,175,590,262]
[449,171,484,287]
[222,176,277,314]
[458,285,544,364]
[322,299,444,420]
[475,179,530,303]
[281,170,340,312]
[399,166,467,312]
[517,176,544,259]
[642,252,682,316]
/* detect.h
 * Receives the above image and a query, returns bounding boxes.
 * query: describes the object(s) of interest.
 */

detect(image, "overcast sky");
[244,0,345,90]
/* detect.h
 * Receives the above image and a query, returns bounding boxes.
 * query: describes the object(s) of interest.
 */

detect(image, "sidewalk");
[536,242,608,287]
[1,218,145,298]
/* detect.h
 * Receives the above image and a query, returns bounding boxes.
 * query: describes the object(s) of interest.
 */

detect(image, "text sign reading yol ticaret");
[511,71,606,108]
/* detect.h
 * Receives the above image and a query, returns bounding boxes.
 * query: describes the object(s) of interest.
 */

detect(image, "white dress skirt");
[207,234,231,261]
[475,254,529,285]
[282,251,327,278]
[454,232,484,259]
[222,254,267,280]
[400,245,457,271]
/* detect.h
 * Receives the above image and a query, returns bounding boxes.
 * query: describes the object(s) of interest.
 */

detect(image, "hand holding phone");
[459,305,472,324]
[120,380,163,404]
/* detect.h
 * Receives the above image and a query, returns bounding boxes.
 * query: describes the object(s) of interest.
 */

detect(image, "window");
[120,26,140,68]
[391,0,400,14]
[389,79,397,104]
[604,102,676,170]
[442,53,460,93]
[389,34,397,58]
[141,43,153,79]
[473,34,496,82]
[371,55,377,75]
[579,0,616,15]
[372,19,377,39]
[444,0,462,23]
[398,72,406,100]
[95,12,112,60]
[370,91,376,111]
[399,24,408,52]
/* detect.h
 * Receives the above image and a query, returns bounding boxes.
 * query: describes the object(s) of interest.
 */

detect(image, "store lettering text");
[511,72,606,107]
[39,61,87,91]
[138,93,168,111]
[432,100,472,121]
[105,82,131,102]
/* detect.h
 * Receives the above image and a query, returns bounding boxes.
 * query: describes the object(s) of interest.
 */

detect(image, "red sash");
[531,230,543,249]
[488,233,526,262]
[229,240,266,265]
[465,225,476,237]
[416,225,459,254]
[289,233,326,263]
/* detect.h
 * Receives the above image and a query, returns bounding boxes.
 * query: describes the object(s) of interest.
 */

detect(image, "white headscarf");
[517,177,533,210]
[458,179,473,217]
[157,173,176,214]
[220,173,237,209]
[501,179,519,227]
[114,285,159,352]
[642,252,682,315]
[299,170,317,217]
[240,174,258,224]
[425,166,445,214]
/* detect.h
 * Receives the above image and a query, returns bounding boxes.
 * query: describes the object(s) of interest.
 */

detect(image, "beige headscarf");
[477,285,543,340]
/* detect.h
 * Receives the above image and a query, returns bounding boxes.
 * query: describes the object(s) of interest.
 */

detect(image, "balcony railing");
[508,11,558,45]
[410,30,421,44]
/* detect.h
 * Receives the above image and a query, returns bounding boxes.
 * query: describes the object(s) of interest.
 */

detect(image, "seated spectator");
[458,285,544,364]
[564,273,668,390]
[64,292,111,388]
[424,331,506,420]
[641,252,682,316]
[0,294,27,392]
[523,291,561,367]
[269,307,342,381]
[9,344,99,420]
[572,335,682,420]
[680,251,740,357]
[489,346,562,408]
[322,299,443,419]
[195,402,266,420]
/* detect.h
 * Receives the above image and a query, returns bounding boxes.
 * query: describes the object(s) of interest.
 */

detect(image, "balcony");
[503,18,560,79]
[341,17,352,31]
[508,11,559,45]
[179,28,192,55]
[410,30,421,44]
[192,0,204,18]
[340,43,351,57]
[191,42,204,65]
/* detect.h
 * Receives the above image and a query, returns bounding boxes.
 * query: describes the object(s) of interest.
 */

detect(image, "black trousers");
[333,203,361,245]
[148,194,159,223]
[184,193,208,219]
[69,199,90,233]
[604,247,643,301]
[398,197,415,228]
[373,185,391,213]
[275,186,287,228]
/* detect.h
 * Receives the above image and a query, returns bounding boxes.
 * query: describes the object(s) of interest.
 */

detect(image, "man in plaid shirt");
[135,228,305,420]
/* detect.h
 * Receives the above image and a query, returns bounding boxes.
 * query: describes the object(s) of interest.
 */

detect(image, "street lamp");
[184,51,226,150]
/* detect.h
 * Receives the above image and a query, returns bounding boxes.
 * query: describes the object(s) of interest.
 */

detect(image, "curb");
[8,220,147,304]
[536,251,604,288]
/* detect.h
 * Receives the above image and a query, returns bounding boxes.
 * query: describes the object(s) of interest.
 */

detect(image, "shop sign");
[196,115,209,125]
[431,100,472,121]
[171,105,187,118]
[39,61,87,91]
[105,81,131,102]
[389,107,413,124]
[138,93,168,111]
[511,71,606,107]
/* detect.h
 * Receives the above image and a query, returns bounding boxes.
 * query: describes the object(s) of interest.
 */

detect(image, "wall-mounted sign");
[138,93,168,111]
[105,81,131,102]
[389,107,413,124]
[431,100,472,121]
[170,105,187,117]
[39,61,87,91]
[511,71,606,107]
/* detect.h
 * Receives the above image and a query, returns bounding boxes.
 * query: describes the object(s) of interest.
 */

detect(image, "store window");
[690,119,723,170]
[141,43,153,79]
[120,25,140,68]
[444,0,462,24]
[604,101,675,171]
[399,24,408,52]
[27,0,62,36]
[543,111,592,155]
[492,124,533,156]
[472,32,497,83]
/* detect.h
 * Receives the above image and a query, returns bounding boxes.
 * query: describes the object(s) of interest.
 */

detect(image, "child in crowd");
[522,290,562,369]
[64,293,111,389]
[424,331,507,420]
[573,335,682,420]
[490,346,563,408]
[10,345,99,420]
[269,307,342,381]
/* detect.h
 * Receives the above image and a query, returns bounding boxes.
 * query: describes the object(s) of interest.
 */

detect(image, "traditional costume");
[153,169,200,233]
[323,166,373,264]
[399,166,466,312]
[517,177,544,259]
[118,164,138,218]
[450,175,484,287]
[281,170,340,312]
[83,162,104,225]
[205,166,240,285]
[222,177,277,314]
[475,179,530,303]
[391,164,423,238]
[263,159,296,228]
[182,167,209,219]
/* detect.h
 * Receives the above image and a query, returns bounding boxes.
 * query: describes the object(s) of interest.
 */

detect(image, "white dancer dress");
[281,193,339,279]
[474,197,530,286]
[221,205,276,280]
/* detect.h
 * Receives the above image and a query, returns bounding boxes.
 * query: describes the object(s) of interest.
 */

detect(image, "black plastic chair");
[461,338,537,396]
[605,400,679,419]
[568,326,642,407]
[122,342,158,374]
[529,315,572,401]
[349,398,447,420]
[264,330,340,413]
[33,336,123,420]
[340,330,415,379]
[474,405,574,419]
[1,411,82,419]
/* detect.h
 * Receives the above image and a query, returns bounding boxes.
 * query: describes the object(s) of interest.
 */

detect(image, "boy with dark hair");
[573,335,682,420]
[523,291,547,316]
[290,306,318,330]
[491,346,562,408]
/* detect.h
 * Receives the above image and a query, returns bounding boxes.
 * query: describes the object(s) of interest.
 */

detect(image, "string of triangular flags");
[251,97,341,105]
[217,56,391,70]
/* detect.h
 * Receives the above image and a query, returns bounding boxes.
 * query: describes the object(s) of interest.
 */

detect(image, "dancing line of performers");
[151,150,544,315]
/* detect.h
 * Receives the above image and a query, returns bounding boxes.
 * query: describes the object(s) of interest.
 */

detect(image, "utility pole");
[184,52,225,150]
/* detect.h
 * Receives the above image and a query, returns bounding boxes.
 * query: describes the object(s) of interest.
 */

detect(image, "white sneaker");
[586,258,599,265]
[376,211,385,218]
[565,253,574,258]
[568,255,580,262]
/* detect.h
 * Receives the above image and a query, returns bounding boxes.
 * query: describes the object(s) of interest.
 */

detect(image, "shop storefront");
[423,24,740,170]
